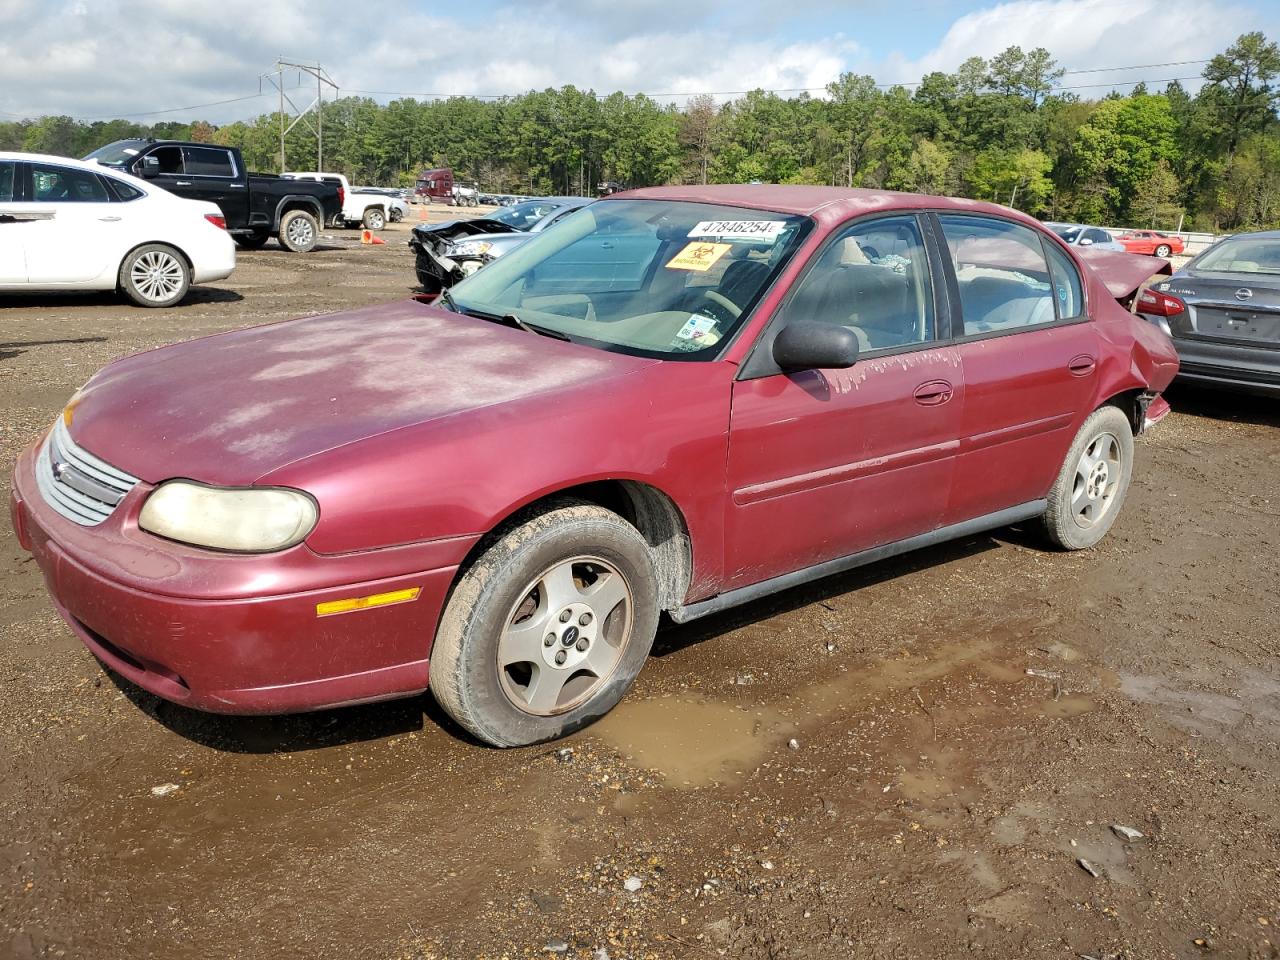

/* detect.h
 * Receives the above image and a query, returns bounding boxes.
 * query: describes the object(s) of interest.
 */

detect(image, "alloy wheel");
[129,250,185,303]
[1072,432,1123,528]
[497,556,633,716]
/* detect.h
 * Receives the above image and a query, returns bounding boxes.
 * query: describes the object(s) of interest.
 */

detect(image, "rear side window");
[0,160,15,202]
[938,215,1056,336]
[183,147,234,177]
[29,164,110,203]
[1043,242,1084,319]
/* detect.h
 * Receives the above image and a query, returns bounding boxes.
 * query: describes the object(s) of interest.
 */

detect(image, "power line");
[1,57,1216,123]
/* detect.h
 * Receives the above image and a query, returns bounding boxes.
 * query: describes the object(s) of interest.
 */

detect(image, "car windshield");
[83,140,145,167]
[484,200,572,232]
[1194,237,1280,275]
[445,199,811,359]
[1049,224,1082,242]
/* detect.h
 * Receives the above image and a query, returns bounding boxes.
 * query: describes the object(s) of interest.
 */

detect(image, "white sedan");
[0,152,235,307]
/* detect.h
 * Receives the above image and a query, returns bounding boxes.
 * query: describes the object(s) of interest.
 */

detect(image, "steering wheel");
[698,289,741,326]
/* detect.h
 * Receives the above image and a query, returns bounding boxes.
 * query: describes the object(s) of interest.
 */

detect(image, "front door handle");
[913,379,954,406]
[175,181,192,187]
[1068,355,1097,377]
[98,216,122,222]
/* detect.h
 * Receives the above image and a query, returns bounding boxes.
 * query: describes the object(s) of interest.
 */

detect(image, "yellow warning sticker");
[666,241,731,272]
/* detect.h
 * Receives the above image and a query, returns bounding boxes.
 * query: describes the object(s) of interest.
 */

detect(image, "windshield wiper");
[444,295,570,341]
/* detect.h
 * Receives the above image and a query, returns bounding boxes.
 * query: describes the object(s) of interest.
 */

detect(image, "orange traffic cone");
[360,229,373,244]
[370,234,386,245]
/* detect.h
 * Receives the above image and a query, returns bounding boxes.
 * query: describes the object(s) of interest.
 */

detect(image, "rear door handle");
[98,216,122,222]
[175,181,192,187]
[913,379,954,406]
[1068,355,1096,377]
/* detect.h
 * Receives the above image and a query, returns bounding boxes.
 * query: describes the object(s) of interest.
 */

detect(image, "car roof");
[611,184,1028,223]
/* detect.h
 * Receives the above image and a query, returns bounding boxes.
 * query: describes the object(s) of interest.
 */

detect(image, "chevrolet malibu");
[10,186,1178,747]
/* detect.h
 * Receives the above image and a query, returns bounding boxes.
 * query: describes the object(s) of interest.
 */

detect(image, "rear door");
[933,213,1099,524]
[17,161,121,284]
[724,213,964,589]
[180,146,246,225]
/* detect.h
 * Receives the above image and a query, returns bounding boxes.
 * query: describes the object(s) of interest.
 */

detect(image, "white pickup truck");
[281,172,392,230]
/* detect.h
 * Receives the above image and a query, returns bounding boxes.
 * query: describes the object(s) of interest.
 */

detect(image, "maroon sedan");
[9,186,1178,746]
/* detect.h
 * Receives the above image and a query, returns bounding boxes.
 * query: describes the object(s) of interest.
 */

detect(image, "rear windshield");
[1049,224,1082,243]
[1194,237,1280,275]
[446,199,812,359]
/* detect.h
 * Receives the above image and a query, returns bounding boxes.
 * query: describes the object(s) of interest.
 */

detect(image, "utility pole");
[262,59,338,172]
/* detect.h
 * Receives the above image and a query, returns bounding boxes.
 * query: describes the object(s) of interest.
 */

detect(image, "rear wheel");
[1154,244,1172,258]
[118,244,189,308]
[362,207,386,231]
[278,209,318,252]
[430,502,659,747]
[1042,405,1134,550]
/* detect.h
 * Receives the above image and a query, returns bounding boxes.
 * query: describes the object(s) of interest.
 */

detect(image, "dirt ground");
[1,213,1277,960]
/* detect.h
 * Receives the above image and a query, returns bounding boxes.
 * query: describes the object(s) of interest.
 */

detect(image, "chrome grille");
[35,419,139,526]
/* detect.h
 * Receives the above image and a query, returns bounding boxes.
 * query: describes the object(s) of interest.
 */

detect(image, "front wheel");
[1154,244,1172,258]
[430,502,659,747]
[1041,405,1134,550]
[118,244,190,308]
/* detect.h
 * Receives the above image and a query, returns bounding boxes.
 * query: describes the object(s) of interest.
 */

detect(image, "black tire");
[118,244,190,308]
[278,209,319,253]
[1154,244,1172,258]
[234,231,270,250]
[390,208,403,223]
[1041,405,1135,550]
[430,502,659,747]
[362,207,386,231]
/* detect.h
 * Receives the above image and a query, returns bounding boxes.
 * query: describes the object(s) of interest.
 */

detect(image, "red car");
[9,186,1178,747]
[1119,230,1185,257]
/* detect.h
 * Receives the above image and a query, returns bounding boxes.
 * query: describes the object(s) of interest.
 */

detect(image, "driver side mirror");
[1079,237,1093,246]
[137,156,160,180]
[773,323,860,372]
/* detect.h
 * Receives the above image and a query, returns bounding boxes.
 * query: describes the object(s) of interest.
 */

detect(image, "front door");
[724,214,964,590]
[0,159,27,284]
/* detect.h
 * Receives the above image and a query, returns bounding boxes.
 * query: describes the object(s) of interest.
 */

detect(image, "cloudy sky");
[0,0,1276,123]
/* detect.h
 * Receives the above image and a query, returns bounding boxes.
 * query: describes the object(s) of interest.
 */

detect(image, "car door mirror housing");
[772,323,860,372]
[1079,237,1093,246]
[138,156,160,180]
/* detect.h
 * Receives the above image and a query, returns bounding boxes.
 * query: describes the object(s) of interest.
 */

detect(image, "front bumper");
[10,446,462,715]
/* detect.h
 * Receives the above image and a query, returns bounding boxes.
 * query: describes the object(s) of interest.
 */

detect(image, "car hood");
[411,218,522,243]
[67,300,652,486]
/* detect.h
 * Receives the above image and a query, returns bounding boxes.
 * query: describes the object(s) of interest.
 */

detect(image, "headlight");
[450,240,493,257]
[139,481,318,553]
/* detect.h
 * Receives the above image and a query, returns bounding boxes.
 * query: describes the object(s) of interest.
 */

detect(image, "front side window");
[30,164,110,203]
[0,160,15,202]
[939,215,1056,335]
[147,146,184,175]
[447,199,811,358]
[182,147,234,177]
[772,215,935,352]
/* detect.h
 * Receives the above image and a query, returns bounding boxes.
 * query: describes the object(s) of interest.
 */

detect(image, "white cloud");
[0,0,1273,123]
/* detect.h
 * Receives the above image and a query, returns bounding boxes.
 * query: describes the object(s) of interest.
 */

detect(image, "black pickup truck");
[84,139,342,253]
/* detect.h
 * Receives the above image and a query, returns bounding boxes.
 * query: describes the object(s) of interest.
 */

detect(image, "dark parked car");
[1137,229,1280,396]
[85,139,342,253]
[11,185,1177,747]
[408,196,592,291]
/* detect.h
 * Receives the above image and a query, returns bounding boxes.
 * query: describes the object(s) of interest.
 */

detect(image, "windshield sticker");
[675,314,718,341]
[667,241,731,272]
[688,220,786,243]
